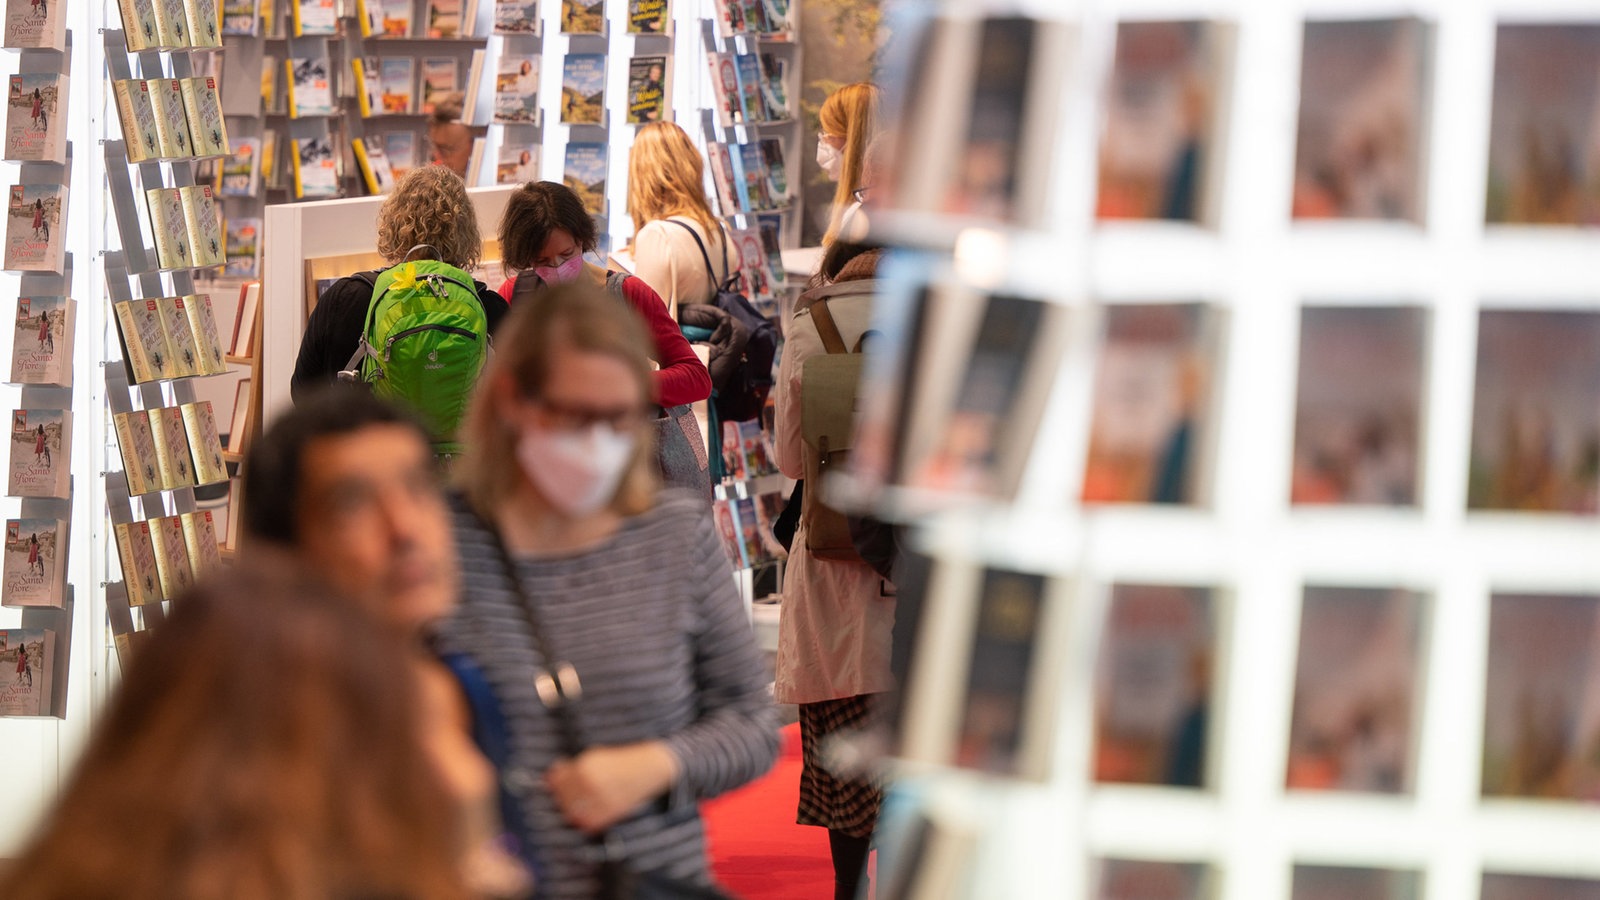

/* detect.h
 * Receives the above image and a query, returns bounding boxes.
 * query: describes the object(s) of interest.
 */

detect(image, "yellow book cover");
[182,293,228,375]
[117,0,161,51]
[154,295,201,378]
[113,298,174,383]
[145,187,191,269]
[113,520,163,606]
[177,76,228,157]
[150,0,189,47]
[180,400,227,486]
[148,515,195,600]
[147,78,191,158]
[183,0,221,47]
[352,57,377,117]
[177,184,225,268]
[146,406,196,490]
[111,79,162,163]
[112,410,162,497]
[180,510,222,579]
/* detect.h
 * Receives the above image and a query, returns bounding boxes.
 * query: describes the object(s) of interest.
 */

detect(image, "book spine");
[113,413,152,496]
[113,301,156,383]
[284,58,297,118]
[352,58,372,117]
[351,138,379,193]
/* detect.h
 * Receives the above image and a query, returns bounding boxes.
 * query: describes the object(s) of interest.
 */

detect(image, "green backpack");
[339,253,489,455]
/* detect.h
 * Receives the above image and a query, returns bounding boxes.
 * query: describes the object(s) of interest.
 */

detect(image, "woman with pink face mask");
[440,283,780,899]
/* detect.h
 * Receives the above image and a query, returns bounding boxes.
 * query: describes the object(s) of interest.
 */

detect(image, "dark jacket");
[677,302,749,395]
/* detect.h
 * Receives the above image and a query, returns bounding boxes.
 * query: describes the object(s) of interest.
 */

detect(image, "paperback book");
[7,408,69,498]
[154,294,202,378]
[3,73,65,162]
[4,0,65,48]
[1487,25,1600,224]
[561,53,605,125]
[178,76,228,157]
[711,500,745,569]
[758,136,787,201]
[224,217,261,277]
[953,568,1055,778]
[378,57,416,114]
[494,55,540,124]
[0,629,53,716]
[496,142,539,185]
[292,134,339,199]
[178,184,226,269]
[1095,859,1209,900]
[113,520,162,606]
[112,409,163,496]
[181,509,222,580]
[183,292,227,375]
[732,53,766,124]
[292,0,335,35]
[147,405,196,490]
[1291,866,1420,900]
[494,0,537,34]
[707,52,739,127]
[149,514,195,600]
[734,142,773,210]
[181,401,227,486]
[561,0,602,34]
[146,186,193,269]
[711,0,745,37]
[755,216,784,289]
[260,128,279,186]
[287,56,335,117]
[148,77,192,157]
[112,79,162,163]
[230,282,260,357]
[563,141,607,215]
[221,0,257,34]
[626,56,668,125]
[185,0,221,46]
[731,226,772,301]
[758,0,787,33]
[732,496,768,567]
[219,136,261,197]
[706,142,738,214]
[113,298,174,383]
[152,0,189,46]
[1482,874,1600,900]
[2,517,65,607]
[757,52,788,120]
[358,0,411,36]
[4,183,64,273]
[117,0,161,51]
[425,0,460,38]
[352,57,381,117]
[7,296,73,387]
[383,131,418,180]
[628,0,666,34]
[420,57,458,115]
[352,137,397,194]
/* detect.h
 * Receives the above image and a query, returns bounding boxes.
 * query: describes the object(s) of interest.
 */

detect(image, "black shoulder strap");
[666,218,734,290]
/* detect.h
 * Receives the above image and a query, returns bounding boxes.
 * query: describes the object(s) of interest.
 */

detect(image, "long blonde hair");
[821,82,881,245]
[626,121,721,245]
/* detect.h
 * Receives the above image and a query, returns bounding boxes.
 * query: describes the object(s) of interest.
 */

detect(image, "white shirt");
[632,215,733,319]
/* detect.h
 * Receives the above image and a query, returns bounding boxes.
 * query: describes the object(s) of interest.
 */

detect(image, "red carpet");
[704,723,834,898]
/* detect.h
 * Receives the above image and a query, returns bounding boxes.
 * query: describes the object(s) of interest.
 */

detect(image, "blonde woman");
[625,121,733,318]
[817,82,881,245]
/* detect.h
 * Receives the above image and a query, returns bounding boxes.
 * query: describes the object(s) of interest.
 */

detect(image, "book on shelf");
[112,409,163,496]
[730,226,773,302]
[3,73,66,162]
[226,378,254,454]
[113,298,174,383]
[560,53,605,125]
[375,57,416,115]
[4,183,64,274]
[152,0,189,47]
[494,0,537,33]
[1094,860,1211,900]
[465,136,487,186]
[286,56,335,118]
[717,420,746,481]
[145,187,192,269]
[183,293,227,375]
[352,137,397,194]
[706,142,738,216]
[221,0,257,34]
[4,0,66,49]
[1291,865,1420,900]
[260,53,278,112]
[352,57,382,117]
[711,0,745,37]
[149,515,196,600]
[706,52,739,127]
[734,142,774,210]
[117,0,162,51]
[754,216,784,289]
[627,0,667,34]
[757,52,788,121]
[7,408,69,499]
[7,296,73,387]
[219,136,261,197]
[260,128,279,187]
[181,401,228,486]
[178,76,228,158]
[225,218,261,278]
[291,134,339,199]
[710,499,745,569]
[291,0,335,35]
[230,281,260,356]
[426,0,459,37]
[741,0,771,33]
[420,57,458,115]
[0,629,54,716]
[154,294,202,378]
[731,496,768,567]
[180,510,222,580]
[357,0,411,37]
[113,520,162,606]
[496,141,538,185]
[626,56,668,125]
[561,0,601,34]
[178,184,225,269]
[494,54,540,124]
[732,53,766,124]
[148,77,192,158]
[562,141,607,216]
[184,0,221,46]
[2,517,65,608]
[261,0,281,36]
[148,406,196,490]
[1094,584,1213,787]
[111,79,162,163]
[758,0,787,33]
[1487,25,1600,225]
[383,131,418,181]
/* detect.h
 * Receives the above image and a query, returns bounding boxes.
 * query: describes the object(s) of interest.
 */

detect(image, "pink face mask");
[534,253,585,285]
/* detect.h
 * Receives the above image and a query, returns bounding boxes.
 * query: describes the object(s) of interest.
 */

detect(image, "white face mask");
[816,138,842,182]
[516,423,636,518]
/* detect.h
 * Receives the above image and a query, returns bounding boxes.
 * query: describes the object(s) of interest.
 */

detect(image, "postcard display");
[852,3,1600,900]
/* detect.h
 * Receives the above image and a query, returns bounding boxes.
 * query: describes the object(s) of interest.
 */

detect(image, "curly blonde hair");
[376,166,482,270]
[626,122,720,246]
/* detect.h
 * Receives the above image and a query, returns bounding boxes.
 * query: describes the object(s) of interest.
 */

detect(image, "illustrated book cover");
[148,514,195,600]
[7,408,69,499]
[291,134,338,199]
[113,298,174,383]
[112,409,163,497]
[112,79,163,163]
[147,76,192,158]
[180,509,222,579]
[219,135,261,197]
[145,186,192,269]
[420,56,457,114]
[287,56,334,117]
[113,520,162,606]
[8,296,73,386]
[562,141,607,215]
[628,0,667,34]
[2,517,65,608]
[3,183,64,273]
[560,53,605,125]
[3,72,65,162]
[147,405,196,490]
[4,0,65,48]
[627,55,668,125]
[152,294,201,378]
[178,184,226,269]
[0,629,54,716]
[182,292,227,374]
[494,0,538,34]
[561,0,602,34]
[378,56,416,114]
[178,75,229,157]
[494,54,540,124]
[225,217,261,277]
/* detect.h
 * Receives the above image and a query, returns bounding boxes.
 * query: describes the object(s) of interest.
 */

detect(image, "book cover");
[352,56,381,117]
[494,0,536,33]
[560,0,601,33]
[113,521,162,606]
[287,56,334,117]
[383,131,418,180]
[3,183,64,273]
[1482,874,1600,900]
[420,56,458,115]
[230,282,260,356]
[291,134,339,199]
[626,56,668,125]
[732,53,766,124]
[219,135,261,197]
[147,406,196,489]
[151,0,189,46]
[952,568,1050,776]
[4,0,65,48]
[1291,307,1424,507]
[117,0,161,51]
[707,52,738,127]
[0,629,53,716]
[755,216,784,289]
[732,496,766,566]
[1488,25,1600,223]
[1468,310,1600,514]
[560,53,605,125]
[494,55,540,124]
[1291,866,1420,900]
[178,184,226,268]
[627,0,666,34]
[1292,18,1425,222]
[292,0,335,34]
[706,142,738,215]
[736,142,773,209]
[757,0,786,33]
[226,377,253,453]
[221,0,257,34]
[736,418,775,476]
[154,294,202,378]
[352,137,397,194]
[722,145,752,213]
[145,186,192,269]
[260,53,278,111]
[224,217,261,278]
[718,420,747,481]
[496,141,538,185]
[425,0,459,37]
[3,73,64,162]
[371,0,411,36]
[710,499,745,569]
[711,0,744,37]
[147,77,192,157]
[184,292,226,376]
[113,298,174,383]
[2,518,65,608]
[180,510,222,580]
[731,226,771,301]
[112,79,162,163]
[112,409,163,496]
[1094,859,1209,900]
[7,408,69,499]
[177,76,228,157]
[148,515,196,600]
[1286,586,1420,794]
[377,57,416,114]
[740,0,768,33]
[260,128,279,186]
[562,141,607,215]
[183,0,221,46]
[8,296,72,387]
[757,52,788,120]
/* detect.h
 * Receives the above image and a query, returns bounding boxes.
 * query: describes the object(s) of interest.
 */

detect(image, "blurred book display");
[1290,865,1420,900]
[1480,874,1600,900]
[1486,25,1600,225]
[562,141,606,215]
[1093,860,1209,900]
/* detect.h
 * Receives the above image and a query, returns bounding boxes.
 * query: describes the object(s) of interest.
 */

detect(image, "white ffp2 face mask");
[816,139,842,182]
[516,423,636,518]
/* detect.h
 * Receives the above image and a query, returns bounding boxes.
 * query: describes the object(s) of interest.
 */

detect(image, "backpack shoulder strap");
[810,298,848,355]
[666,219,717,284]
[605,270,631,299]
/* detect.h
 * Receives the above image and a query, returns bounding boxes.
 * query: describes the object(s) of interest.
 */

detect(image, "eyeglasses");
[530,396,645,432]
[851,185,874,204]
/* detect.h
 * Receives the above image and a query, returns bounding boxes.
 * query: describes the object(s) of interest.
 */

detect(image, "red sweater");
[498,272,712,408]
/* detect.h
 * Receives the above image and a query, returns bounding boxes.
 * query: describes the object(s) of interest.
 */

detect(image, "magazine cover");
[154,294,202,378]
[179,184,226,268]
[1482,592,1600,800]
[1291,18,1426,221]
[378,57,416,114]
[113,298,173,382]
[112,409,162,496]
[145,186,191,269]
[4,0,65,48]
[181,400,228,486]
[561,53,605,125]
[219,135,261,197]
[494,0,538,33]
[1291,306,1424,506]
[224,217,260,278]
[496,142,539,185]
[8,296,72,386]
[1481,874,1600,900]
[113,521,162,606]
[1094,584,1213,787]
[494,55,540,124]
[425,0,459,38]
[4,183,64,273]
[149,514,195,600]
[1468,310,1600,514]
[2,517,65,608]
[628,0,666,34]
[0,629,53,716]
[183,293,227,375]
[420,56,458,114]
[561,0,601,34]
[112,78,162,163]
[7,408,69,498]
[1291,865,1420,900]
[1094,860,1209,900]
[1097,21,1215,221]
[3,73,65,162]
[287,56,334,117]
[181,509,222,579]
[562,141,607,215]
[1486,25,1600,225]
[147,76,191,157]
[292,134,338,199]
[148,405,196,490]
[627,56,667,125]
[1286,586,1420,794]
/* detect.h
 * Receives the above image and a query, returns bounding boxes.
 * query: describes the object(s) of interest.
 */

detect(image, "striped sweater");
[438,491,780,899]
